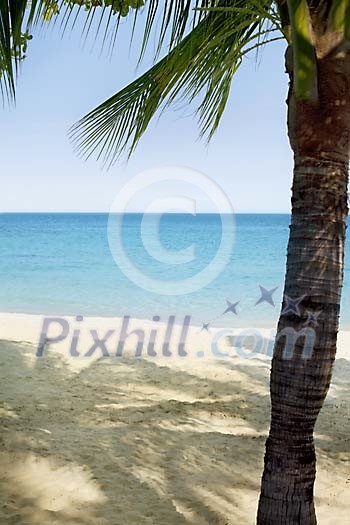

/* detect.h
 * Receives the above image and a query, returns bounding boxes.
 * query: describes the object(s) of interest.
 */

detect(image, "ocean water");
[0,213,349,328]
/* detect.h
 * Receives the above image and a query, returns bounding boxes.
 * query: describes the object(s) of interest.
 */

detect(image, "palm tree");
[1,1,349,523]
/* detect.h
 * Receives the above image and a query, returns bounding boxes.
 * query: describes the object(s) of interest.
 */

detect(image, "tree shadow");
[0,340,348,524]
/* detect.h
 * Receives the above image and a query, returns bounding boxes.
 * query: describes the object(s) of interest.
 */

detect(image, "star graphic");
[222,300,239,315]
[201,323,210,332]
[303,310,322,327]
[281,294,306,317]
[255,285,279,307]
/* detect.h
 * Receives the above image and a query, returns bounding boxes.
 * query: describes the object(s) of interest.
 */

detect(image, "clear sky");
[1,12,292,213]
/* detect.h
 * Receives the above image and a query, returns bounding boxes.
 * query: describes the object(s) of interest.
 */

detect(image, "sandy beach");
[0,313,349,524]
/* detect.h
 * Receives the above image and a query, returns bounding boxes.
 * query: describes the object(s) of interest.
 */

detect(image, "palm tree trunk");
[257,44,350,524]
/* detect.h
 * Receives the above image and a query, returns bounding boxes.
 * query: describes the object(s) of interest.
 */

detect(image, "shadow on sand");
[0,340,349,524]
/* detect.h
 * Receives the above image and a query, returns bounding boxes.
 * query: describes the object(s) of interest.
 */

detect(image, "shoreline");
[0,311,349,362]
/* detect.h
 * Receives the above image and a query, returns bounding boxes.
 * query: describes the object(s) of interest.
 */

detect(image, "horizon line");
[1,211,292,215]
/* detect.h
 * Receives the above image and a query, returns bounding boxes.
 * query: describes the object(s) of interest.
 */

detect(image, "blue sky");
[1,12,292,213]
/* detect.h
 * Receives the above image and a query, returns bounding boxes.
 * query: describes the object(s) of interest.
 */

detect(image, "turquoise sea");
[0,213,349,328]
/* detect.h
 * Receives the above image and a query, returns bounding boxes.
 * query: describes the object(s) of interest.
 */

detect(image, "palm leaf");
[23,1,211,58]
[0,0,28,100]
[71,0,280,165]
[0,0,47,101]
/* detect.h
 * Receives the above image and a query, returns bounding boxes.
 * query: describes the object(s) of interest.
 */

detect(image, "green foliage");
[286,0,317,101]
[0,30,32,68]
[0,0,144,98]
[329,0,350,38]
[71,0,280,165]
[88,1,144,16]
[41,1,60,21]
[2,0,334,163]
[42,0,144,21]
[0,0,29,99]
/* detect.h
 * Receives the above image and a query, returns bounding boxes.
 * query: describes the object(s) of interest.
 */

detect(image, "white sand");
[0,313,349,524]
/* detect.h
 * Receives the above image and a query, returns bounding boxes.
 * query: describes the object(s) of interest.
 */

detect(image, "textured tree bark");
[257,42,350,524]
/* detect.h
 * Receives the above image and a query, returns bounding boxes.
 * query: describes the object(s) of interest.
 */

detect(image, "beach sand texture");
[0,314,349,524]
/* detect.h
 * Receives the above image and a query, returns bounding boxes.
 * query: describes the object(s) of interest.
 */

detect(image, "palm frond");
[70,0,280,166]
[24,1,211,58]
[0,0,28,100]
[140,0,210,60]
